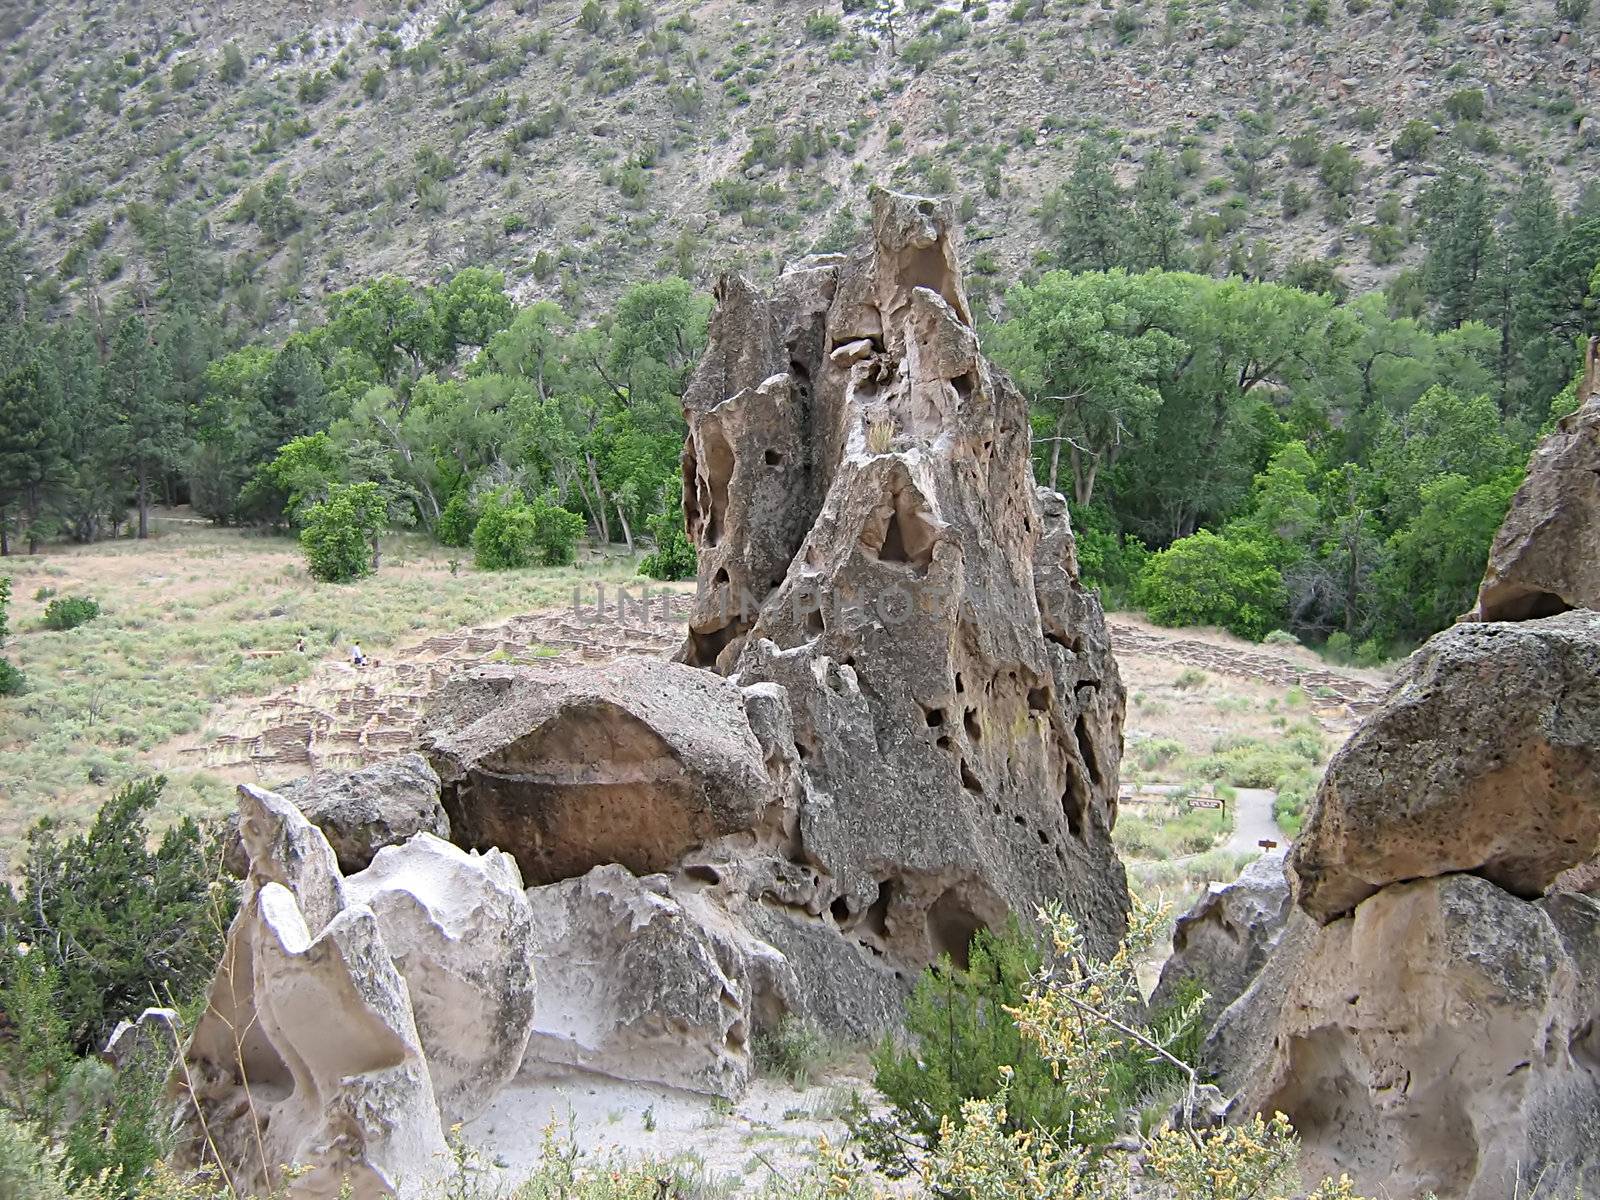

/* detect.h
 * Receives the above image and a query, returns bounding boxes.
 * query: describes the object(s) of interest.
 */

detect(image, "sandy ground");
[463,1064,873,1192]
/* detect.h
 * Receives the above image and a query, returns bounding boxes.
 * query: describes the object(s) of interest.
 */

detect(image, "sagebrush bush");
[41,596,100,631]
[0,659,23,696]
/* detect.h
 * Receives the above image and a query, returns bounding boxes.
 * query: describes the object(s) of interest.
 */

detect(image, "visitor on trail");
[350,642,367,667]
[295,636,306,654]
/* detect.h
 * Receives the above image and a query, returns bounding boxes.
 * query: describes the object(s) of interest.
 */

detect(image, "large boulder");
[1290,611,1600,924]
[1232,875,1600,1200]
[1150,851,1293,1027]
[344,835,537,1124]
[1471,389,1600,621]
[278,754,450,875]
[427,657,772,887]
[519,864,795,1097]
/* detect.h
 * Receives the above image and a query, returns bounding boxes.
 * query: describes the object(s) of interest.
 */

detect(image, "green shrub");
[41,597,100,632]
[639,495,696,582]
[435,492,478,548]
[753,1016,827,1087]
[0,659,24,696]
[1391,118,1435,161]
[473,493,585,570]
[0,777,232,1055]
[865,922,1079,1161]
[1445,88,1486,121]
[1136,531,1286,641]
[300,482,385,583]
[1272,765,1323,835]
[0,575,9,645]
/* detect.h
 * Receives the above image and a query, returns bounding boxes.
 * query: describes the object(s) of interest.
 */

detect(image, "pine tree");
[1419,157,1493,330]
[106,315,180,540]
[1130,152,1185,271]
[0,357,69,554]
[1051,138,1129,271]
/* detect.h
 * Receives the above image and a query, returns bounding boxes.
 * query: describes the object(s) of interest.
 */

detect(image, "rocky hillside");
[3,0,1598,327]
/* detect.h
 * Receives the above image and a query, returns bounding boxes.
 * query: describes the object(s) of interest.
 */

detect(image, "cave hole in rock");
[701,423,735,548]
[683,864,722,886]
[1046,630,1084,654]
[1062,775,1086,839]
[859,485,938,573]
[1037,829,1050,846]
[1485,588,1574,621]
[964,708,982,742]
[1074,715,1103,787]
[862,879,895,940]
[1027,687,1051,713]
[954,671,965,694]
[764,449,784,466]
[902,243,969,323]
[960,760,984,794]
[807,606,825,636]
[922,704,946,727]
[936,734,954,752]
[926,889,986,972]
[687,619,745,669]
[830,896,852,924]
[952,371,977,402]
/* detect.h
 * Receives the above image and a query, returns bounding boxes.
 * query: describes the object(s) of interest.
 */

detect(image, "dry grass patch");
[0,521,649,865]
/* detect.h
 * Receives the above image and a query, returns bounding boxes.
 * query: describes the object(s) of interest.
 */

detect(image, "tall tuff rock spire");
[675,188,1130,976]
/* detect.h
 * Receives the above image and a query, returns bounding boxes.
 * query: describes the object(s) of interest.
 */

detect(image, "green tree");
[106,316,179,541]
[0,777,230,1054]
[299,481,386,581]
[1129,152,1186,271]
[1136,529,1287,640]
[1419,157,1494,329]
[1045,139,1129,271]
[0,360,68,554]
[994,271,1181,504]
[1376,470,1519,639]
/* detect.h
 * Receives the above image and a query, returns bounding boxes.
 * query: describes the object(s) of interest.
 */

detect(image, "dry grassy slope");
[3,0,1597,325]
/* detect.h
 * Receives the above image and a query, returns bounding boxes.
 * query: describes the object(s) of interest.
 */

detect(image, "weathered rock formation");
[1150,851,1292,1028]
[417,188,1129,1085]
[1172,613,1600,1194]
[519,864,794,1095]
[428,658,770,888]
[1471,383,1600,621]
[174,785,536,1199]
[673,187,1130,969]
[1292,614,1600,924]
[222,754,450,878]
[278,754,450,875]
